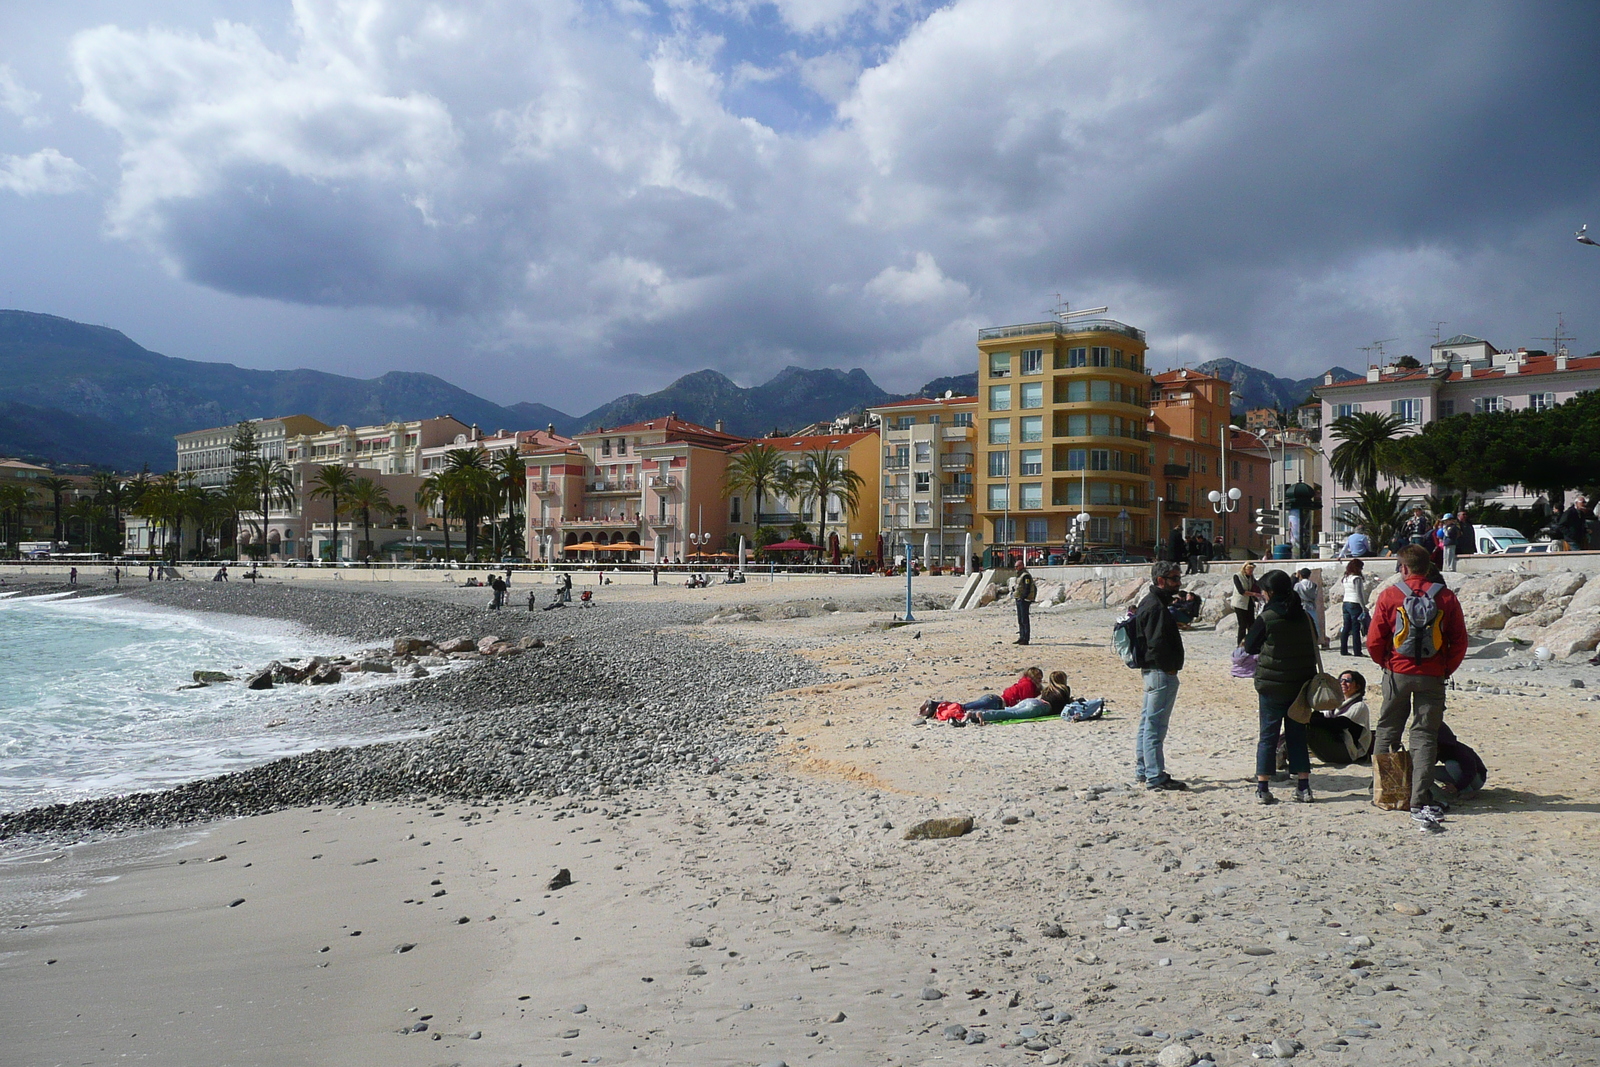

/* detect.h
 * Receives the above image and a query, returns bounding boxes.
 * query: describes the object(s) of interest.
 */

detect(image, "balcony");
[587,479,638,494]
[944,512,975,527]
[647,474,679,489]
[941,484,973,499]
[647,512,680,528]
[883,457,910,471]
[940,453,974,470]
[577,514,641,526]
[1163,464,1190,478]
[941,425,974,440]
[882,487,911,501]
[978,318,1147,344]
[1164,501,1190,514]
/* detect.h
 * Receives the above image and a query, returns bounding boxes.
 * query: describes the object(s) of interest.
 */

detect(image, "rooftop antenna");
[1358,342,1378,365]
[1534,312,1573,357]
[1431,321,1447,345]
[1047,294,1109,323]
[1371,338,1399,363]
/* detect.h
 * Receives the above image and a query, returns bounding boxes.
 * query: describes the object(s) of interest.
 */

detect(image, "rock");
[1243,946,1275,956]
[1158,1045,1198,1067]
[547,868,573,891]
[570,1004,588,1013]
[393,942,415,953]
[477,636,502,654]
[919,987,944,1000]
[688,936,710,947]
[943,1024,968,1040]
[468,1030,481,1039]
[964,1030,986,1044]
[1391,902,1427,916]
[1270,1037,1298,1058]
[354,659,395,673]
[1502,570,1586,615]
[1040,921,1066,938]
[517,635,545,649]
[245,670,274,690]
[903,816,974,840]
[560,1028,579,1038]
[392,636,432,655]
[1534,608,1600,658]
[1572,678,1586,688]
[438,636,476,654]
[826,1011,846,1022]
[308,665,341,685]
[193,670,234,683]
[687,964,707,975]
[407,666,430,678]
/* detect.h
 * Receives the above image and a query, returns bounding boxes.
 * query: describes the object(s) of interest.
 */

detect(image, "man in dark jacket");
[1133,561,1188,791]
[1166,527,1187,567]
[1013,565,1037,645]
[1557,497,1589,549]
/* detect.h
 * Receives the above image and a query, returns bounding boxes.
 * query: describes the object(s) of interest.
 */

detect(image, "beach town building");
[176,415,330,488]
[1244,407,1282,435]
[726,429,883,564]
[284,415,468,475]
[974,313,1154,556]
[525,415,749,563]
[866,394,976,567]
[1312,334,1600,539]
[1,458,56,548]
[1148,369,1229,550]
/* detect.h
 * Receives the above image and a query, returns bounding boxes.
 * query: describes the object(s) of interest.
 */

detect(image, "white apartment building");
[866,394,978,566]
[175,415,330,488]
[1315,333,1600,536]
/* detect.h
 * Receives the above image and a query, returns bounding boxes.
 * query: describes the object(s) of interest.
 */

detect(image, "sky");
[2,0,1599,413]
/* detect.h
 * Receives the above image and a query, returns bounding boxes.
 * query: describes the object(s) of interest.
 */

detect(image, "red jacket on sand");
[1002,675,1040,706]
[1366,573,1468,676]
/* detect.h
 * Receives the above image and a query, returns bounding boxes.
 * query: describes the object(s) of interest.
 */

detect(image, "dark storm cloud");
[51,0,1600,401]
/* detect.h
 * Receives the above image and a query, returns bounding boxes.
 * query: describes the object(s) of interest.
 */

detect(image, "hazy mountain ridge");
[1194,358,1362,412]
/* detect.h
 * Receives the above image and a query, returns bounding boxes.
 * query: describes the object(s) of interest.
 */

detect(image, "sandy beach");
[2,572,1597,1066]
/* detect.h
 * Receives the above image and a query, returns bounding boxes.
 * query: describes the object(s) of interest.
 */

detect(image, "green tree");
[723,443,789,527]
[491,449,526,559]
[345,477,396,562]
[1328,411,1407,493]
[37,475,72,544]
[444,448,494,559]
[133,474,182,559]
[417,478,451,561]
[1350,486,1408,549]
[237,455,296,556]
[90,472,127,555]
[786,447,865,550]
[308,464,357,561]
[0,483,33,557]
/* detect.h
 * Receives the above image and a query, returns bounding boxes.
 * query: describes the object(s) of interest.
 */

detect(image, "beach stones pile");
[0,582,822,840]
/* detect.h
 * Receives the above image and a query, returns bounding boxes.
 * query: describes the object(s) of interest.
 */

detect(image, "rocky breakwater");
[1445,567,1600,658]
[197,633,548,691]
[0,595,824,840]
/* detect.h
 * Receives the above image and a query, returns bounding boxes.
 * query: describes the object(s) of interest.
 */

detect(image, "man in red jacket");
[1366,544,1469,830]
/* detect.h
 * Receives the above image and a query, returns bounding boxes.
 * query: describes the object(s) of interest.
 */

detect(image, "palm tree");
[308,464,357,561]
[723,443,788,528]
[344,477,396,562]
[417,478,451,561]
[91,472,127,555]
[1351,485,1408,549]
[444,448,493,560]
[0,483,32,558]
[133,475,182,559]
[1328,411,1407,493]
[491,450,527,559]
[37,475,72,544]
[787,447,865,550]
[237,455,296,556]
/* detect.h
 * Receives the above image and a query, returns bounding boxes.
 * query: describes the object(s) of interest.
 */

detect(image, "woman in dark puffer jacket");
[1242,569,1318,805]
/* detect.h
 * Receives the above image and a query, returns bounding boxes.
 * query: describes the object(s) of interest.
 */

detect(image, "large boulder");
[1501,571,1586,615]
[1534,609,1600,658]
[1501,603,1569,643]
[1459,597,1512,632]
[244,670,274,690]
[477,635,502,654]
[353,659,395,673]
[438,636,477,654]
[392,636,432,656]
[1564,579,1600,615]
[193,670,234,683]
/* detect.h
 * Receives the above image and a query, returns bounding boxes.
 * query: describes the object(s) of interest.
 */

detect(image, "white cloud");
[0,64,46,127]
[865,251,968,305]
[0,148,89,196]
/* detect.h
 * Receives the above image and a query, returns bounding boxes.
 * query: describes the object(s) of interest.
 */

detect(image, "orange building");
[1149,368,1245,551]
[726,430,882,560]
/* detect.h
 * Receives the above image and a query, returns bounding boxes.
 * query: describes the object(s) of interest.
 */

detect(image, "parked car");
[1084,547,1150,564]
[1474,525,1532,554]
[1503,541,1561,555]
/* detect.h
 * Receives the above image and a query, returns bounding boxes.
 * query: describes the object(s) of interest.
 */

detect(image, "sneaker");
[1255,787,1277,805]
[1410,805,1444,831]
[1293,784,1314,803]
[1147,777,1190,792]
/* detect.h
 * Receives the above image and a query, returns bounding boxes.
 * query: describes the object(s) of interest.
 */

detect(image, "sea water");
[0,591,399,813]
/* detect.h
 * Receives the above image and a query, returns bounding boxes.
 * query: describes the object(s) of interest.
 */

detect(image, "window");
[1020,449,1043,475]
[1067,414,1087,436]
[1021,349,1043,374]
[1439,400,1456,417]
[730,497,742,522]
[994,517,1017,542]
[1090,448,1111,470]
[1020,415,1044,442]
[952,411,973,427]
[988,451,1010,477]
[1019,483,1043,509]
[988,484,1009,510]
[1090,482,1112,504]
[915,502,931,524]
[1065,448,1086,470]
[1020,382,1044,408]
[1064,380,1087,403]
[1529,392,1557,412]
[915,471,931,492]
[1334,403,1361,418]
[929,414,941,425]
[1091,346,1110,367]
[1065,347,1088,368]
[1391,398,1422,424]
[1025,518,1048,543]
[988,352,1011,377]
[1063,483,1082,505]
[1090,379,1111,402]
[1088,516,1112,541]
[1474,396,1506,414]
[601,439,611,456]
[988,385,1012,411]
[1232,459,1240,478]
[893,415,914,429]
[1200,416,1209,436]
[988,419,1011,444]
[915,441,931,463]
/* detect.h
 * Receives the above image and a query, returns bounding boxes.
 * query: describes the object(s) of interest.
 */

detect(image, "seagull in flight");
[1579,224,1598,247]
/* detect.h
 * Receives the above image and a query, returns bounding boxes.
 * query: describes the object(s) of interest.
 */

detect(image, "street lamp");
[1117,508,1130,555]
[849,531,862,573]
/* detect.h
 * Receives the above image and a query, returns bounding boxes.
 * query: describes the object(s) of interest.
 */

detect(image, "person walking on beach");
[1013,564,1037,645]
[1243,569,1317,804]
[113,565,121,587]
[1339,559,1368,655]
[147,563,154,582]
[488,573,507,609]
[1294,568,1331,650]
[1134,561,1188,791]
[1366,544,1469,832]
[1229,561,1262,644]
[69,567,77,586]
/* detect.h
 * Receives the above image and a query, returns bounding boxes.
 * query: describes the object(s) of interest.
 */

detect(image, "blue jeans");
[962,693,1005,712]
[1340,601,1366,655]
[1257,689,1310,779]
[1016,599,1031,643]
[1135,670,1180,783]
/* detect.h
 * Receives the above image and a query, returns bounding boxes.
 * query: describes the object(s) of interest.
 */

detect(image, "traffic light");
[1254,507,1280,536]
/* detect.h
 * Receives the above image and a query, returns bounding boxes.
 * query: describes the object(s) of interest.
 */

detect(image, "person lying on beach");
[917,668,1043,720]
[965,671,1072,724]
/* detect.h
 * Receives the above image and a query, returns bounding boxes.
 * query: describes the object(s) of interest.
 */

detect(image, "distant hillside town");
[3,315,1598,568]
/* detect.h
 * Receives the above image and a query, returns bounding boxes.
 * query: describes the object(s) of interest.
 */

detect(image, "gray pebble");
[1133,1026,1154,1036]
[688,937,710,947]
[1270,1037,1298,1058]
[740,1002,753,1011]
[964,1030,986,1045]
[943,1024,967,1040]
[826,1011,845,1023]
[688,965,707,975]
[1253,981,1277,996]
[468,1030,481,1039]
[919,987,944,1001]
[560,1028,579,1038]
[570,1004,588,1014]
[822,894,842,904]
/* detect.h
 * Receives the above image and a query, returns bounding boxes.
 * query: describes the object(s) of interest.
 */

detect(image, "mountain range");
[0,309,1346,471]
[1194,358,1361,412]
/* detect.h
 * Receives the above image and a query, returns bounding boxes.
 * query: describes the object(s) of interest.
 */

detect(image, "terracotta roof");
[1151,369,1227,385]
[577,415,748,444]
[749,431,878,452]
[1317,353,1600,390]
[869,395,978,409]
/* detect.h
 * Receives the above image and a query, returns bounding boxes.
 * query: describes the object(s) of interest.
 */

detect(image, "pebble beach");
[1,571,1597,1066]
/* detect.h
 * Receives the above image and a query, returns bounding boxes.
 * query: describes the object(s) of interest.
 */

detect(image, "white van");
[1474,526,1531,554]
